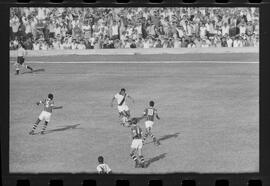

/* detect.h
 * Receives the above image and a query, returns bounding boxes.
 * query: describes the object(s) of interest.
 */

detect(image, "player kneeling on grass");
[129,118,146,168]
[96,156,112,174]
[142,101,160,146]
[14,43,34,75]
[29,93,63,135]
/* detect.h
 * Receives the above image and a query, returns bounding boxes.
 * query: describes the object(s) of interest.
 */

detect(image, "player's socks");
[152,137,160,145]
[139,155,145,163]
[31,121,40,131]
[41,122,48,134]
[139,155,145,168]
[16,68,19,75]
[143,132,149,141]
[130,152,137,161]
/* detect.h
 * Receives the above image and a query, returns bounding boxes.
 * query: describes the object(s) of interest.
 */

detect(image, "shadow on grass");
[145,153,167,168]
[21,68,45,74]
[43,124,81,134]
[158,132,180,142]
[144,132,180,145]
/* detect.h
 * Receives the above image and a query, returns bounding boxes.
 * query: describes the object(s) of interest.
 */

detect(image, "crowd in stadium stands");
[9,7,259,50]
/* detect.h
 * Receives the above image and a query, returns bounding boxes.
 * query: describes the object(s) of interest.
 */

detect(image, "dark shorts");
[17,56,24,65]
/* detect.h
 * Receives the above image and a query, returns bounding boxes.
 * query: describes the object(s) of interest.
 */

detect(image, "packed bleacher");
[9,7,259,50]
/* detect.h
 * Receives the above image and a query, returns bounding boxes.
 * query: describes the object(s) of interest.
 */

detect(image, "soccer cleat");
[153,138,160,146]
[135,160,140,168]
[139,162,146,168]
[40,131,45,135]
[29,130,35,135]
[155,140,161,146]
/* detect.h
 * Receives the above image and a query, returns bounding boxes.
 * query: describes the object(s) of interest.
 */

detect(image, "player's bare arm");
[127,95,135,103]
[156,113,160,120]
[110,97,116,107]
[52,106,63,109]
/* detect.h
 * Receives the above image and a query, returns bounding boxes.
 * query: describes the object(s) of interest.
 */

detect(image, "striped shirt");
[144,107,158,121]
[40,98,54,113]
[131,125,143,139]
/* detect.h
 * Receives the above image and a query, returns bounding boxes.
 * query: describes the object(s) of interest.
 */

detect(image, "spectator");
[9,7,259,50]
[111,20,120,40]
[96,156,112,174]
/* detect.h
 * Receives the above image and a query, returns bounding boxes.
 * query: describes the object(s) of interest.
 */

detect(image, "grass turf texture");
[9,54,259,174]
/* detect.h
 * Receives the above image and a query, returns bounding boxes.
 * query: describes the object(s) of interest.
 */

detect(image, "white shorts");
[145,121,154,129]
[117,104,129,113]
[131,139,143,149]
[38,111,52,122]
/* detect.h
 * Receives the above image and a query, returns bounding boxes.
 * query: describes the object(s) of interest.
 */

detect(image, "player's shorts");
[117,104,129,113]
[131,139,143,149]
[145,120,154,129]
[17,56,25,65]
[38,111,52,122]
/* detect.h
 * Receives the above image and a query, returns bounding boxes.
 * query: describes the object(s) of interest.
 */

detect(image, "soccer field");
[9,58,259,173]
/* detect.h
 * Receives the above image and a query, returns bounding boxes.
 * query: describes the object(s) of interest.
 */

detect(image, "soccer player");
[96,156,112,174]
[142,101,161,146]
[14,43,34,75]
[129,118,146,168]
[111,88,135,124]
[29,93,63,135]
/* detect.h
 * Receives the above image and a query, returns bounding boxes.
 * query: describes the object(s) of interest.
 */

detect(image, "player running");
[110,88,135,126]
[129,117,146,168]
[142,101,161,146]
[14,43,34,75]
[29,93,63,135]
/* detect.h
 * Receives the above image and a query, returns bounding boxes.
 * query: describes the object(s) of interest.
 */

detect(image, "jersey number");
[148,109,154,116]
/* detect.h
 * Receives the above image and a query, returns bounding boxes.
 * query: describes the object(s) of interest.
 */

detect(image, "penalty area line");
[13,61,259,64]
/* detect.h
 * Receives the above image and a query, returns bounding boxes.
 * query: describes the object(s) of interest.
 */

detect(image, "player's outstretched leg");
[29,119,41,135]
[16,67,20,75]
[139,155,146,168]
[14,63,20,75]
[40,121,48,135]
[148,128,160,146]
[130,150,139,168]
[125,110,131,118]
[25,65,33,72]
[142,129,149,144]
[151,134,160,146]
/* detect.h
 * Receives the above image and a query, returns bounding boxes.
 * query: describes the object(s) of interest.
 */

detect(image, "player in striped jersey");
[14,43,33,75]
[129,118,146,168]
[29,93,63,135]
[96,156,112,174]
[142,101,160,146]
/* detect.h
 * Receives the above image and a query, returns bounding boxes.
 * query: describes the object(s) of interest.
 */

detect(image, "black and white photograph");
[9,7,259,174]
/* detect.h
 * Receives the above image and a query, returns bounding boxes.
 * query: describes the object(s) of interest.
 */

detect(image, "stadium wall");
[9,47,259,57]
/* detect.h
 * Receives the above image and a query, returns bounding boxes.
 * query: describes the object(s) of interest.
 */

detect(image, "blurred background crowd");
[10,7,259,50]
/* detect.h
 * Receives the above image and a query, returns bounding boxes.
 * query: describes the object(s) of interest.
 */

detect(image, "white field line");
[10,60,259,64]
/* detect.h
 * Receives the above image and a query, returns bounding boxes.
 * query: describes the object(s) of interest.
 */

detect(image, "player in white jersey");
[111,88,135,126]
[96,156,112,174]
[14,43,34,75]
[29,93,63,135]
[142,101,160,146]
